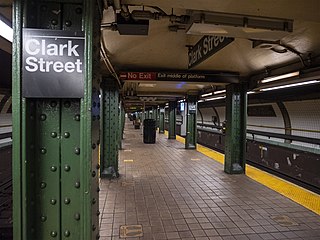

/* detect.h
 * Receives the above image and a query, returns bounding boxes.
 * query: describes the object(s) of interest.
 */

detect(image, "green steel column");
[13,0,100,239]
[159,107,165,133]
[100,78,120,178]
[118,103,125,150]
[156,108,160,128]
[168,101,177,139]
[224,83,247,174]
[185,96,197,149]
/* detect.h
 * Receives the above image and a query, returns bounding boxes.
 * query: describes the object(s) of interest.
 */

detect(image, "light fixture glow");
[213,89,226,94]
[197,100,204,103]
[201,92,212,97]
[205,96,226,101]
[247,91,256,94]
[138,83,156,88]
[260,80,319,91]
[261,71,299,83]
[0,19,13,42]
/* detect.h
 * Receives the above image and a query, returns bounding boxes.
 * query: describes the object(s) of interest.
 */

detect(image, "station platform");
[99,122,320,240]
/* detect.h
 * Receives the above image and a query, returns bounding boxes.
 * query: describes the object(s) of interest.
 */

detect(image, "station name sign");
[120,71,239,83]
[188,35,234,69]
[22,29,85,98]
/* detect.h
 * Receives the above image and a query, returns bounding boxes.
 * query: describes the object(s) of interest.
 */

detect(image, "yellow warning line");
[168,132,320,215]
[124,159,134,163]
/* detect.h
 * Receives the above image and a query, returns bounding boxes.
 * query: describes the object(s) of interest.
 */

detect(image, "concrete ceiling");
[1,0,320,110]
[102,0,320,109]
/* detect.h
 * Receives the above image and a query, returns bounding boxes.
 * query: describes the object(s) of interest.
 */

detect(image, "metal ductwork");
[131,10,161,20]
[131,10,189,24]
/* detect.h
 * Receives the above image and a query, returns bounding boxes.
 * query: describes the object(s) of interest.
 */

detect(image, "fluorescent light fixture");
[186,11,293,41]
[198,100,204,103]
[260,80,319,91]
[0,19,13,42]
[214,89,226,94]
[261,71,299,83]
[247,91,256,94]
[201,92,212,97]
[205,96,226,101]
[138,83,156,88]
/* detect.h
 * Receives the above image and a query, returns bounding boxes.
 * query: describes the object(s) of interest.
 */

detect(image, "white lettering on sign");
[24,38,82,73]
[25,57,82,73]
[188,35,233,68]
[203,36,225,55]
[25,39,80,56]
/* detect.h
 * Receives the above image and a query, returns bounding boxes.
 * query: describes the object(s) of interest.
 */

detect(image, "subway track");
[0,143,12,240]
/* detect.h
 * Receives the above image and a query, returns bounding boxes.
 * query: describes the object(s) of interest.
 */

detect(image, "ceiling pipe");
[120,5,130,21]
[131,10,189,24]
[113,0,121,10]
[100,37,121,87]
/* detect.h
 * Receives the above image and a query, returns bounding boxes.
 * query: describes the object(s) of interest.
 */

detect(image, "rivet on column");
[40,148,47,154]
[40,114,47,121]
[74,114,80,121]
[64,230,70,237]
[75,181,80,188]
[64,101,71,108]
[40,182,47,189]
[64,165,71,172]
[50,101,57,107]
[50,166,57,172]
[74,213,80,220]
[50,231,57,237]
[64,198,70,205]
[74,147,80,155]
[51,132,57,138]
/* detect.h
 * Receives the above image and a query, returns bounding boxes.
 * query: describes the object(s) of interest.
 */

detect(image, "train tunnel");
[1,0,320,239]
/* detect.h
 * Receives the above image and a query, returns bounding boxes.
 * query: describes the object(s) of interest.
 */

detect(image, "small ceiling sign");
[188,35,234,69]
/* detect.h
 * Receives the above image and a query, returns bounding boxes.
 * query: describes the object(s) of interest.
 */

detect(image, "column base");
[101,166,119,179]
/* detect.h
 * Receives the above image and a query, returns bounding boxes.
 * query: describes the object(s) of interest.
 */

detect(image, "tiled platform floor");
[99,122,320,240]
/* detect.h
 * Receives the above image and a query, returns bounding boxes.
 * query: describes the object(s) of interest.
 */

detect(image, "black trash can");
[143,119,156,143]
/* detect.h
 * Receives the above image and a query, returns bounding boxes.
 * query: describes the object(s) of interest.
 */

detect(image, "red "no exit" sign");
[119,71,239,83]
[120,72,157,80]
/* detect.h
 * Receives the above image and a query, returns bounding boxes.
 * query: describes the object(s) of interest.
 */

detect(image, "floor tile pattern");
[99,122,320,240]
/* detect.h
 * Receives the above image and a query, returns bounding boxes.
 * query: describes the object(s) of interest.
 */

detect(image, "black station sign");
[188,35,234,69]
[22,29,85,98]
[120,71,239,83]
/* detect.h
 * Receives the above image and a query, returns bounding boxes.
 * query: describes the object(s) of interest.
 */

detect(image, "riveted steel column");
[156,107,160,128]
[12,0,100,239]
[224,84,247,174]
[159,107,165,133]
[118,102,125,150]
[100,78,120,178]
[185,96,197,149]
[168,101,177,139]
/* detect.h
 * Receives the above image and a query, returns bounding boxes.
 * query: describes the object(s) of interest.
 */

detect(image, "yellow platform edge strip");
[167,132,320,215]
